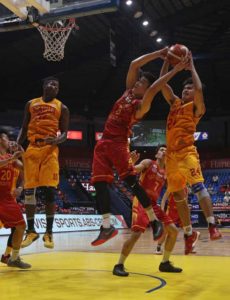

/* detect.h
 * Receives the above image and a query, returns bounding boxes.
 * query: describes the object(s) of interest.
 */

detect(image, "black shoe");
[150,220,163,241]
[159,261,182,273]
[91,225,118,246]
[113,264,129,277]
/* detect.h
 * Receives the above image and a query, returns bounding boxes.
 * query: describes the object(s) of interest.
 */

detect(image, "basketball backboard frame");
[0,0,120,32]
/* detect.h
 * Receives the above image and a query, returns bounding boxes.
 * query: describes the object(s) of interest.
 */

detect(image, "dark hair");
[42,76,59,86]
[183,77,206,90]
[156,144,167,154]
[141,71,156,86]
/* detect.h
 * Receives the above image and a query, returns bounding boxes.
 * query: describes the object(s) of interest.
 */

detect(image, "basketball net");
[34,18,79,62]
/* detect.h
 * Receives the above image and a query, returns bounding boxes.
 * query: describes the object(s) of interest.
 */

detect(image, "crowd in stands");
[16,168,230,216]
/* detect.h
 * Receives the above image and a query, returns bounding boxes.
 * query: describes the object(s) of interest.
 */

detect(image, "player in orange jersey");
[91,49,189,247]
[113,146,182,276]
[17,77,69,249]
[0,131,31,269]
[160,52,221,255]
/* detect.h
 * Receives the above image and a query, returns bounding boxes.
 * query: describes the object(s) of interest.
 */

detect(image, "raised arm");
[133,159,152,174]
[160,60,177,105]
[135,61,186,119]
[187,53,206,117]
[17,101,31,146]
[126,48,168,90]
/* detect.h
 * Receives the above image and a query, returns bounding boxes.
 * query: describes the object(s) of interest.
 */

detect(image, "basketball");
[167,44,189,66]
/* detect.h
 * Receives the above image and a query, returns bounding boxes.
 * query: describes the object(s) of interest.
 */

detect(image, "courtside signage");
[0,214,128,235]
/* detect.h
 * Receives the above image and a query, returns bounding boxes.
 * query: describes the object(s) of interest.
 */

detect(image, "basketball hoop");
[34,18,79,62]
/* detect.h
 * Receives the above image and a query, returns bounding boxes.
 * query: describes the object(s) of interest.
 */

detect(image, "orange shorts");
[23,144,59,189]
[166,145,204,193]
[131,197,173,233]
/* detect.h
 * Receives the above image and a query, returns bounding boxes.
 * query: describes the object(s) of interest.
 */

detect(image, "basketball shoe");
[150,220,164,241]
[208,224,222,240]
[159,261,182,273]
[155,245,163,255]
[113,264,129,277]
[91,225,118,246]
[21,231,40,248]
[7,257,31,269]
[43,232,54,248]
[184,231,200,255]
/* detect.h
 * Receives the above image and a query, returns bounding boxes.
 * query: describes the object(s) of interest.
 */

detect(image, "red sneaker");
[1,254,11,264]
[91,225,118,246]
[184,231,200,255]
[208,224,222,240]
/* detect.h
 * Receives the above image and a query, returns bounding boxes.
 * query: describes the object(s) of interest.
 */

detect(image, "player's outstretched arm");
[17,101,31,146]
[187,53,206,117]
[135,61,186,119]
[126,48,168,90]
[160,60,177,105]
[133,159,152,174]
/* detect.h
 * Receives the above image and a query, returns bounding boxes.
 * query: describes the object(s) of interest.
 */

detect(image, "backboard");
[0,0,120,31]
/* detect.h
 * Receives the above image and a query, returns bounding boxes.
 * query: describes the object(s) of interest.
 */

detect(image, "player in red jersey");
[91,48,188,246]
[0,131,31,269]
[155,188,199,254]
[113,146,182,275]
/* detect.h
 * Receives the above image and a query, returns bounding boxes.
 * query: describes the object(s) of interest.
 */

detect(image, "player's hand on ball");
[158,47,169,60]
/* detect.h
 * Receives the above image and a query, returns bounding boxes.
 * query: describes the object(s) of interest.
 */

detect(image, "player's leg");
[22,145,40,247]
[39,186,56,248]
[113,231,141,276]
[166,151,199,254]
[155,230,166,254]
[191,182,222,240]
[113,144,163,241]
[91,140,118,246]
[113,197,146,276]
[0,202,31,269]
[21,188,39,247]
[1,227,15,264]
[152,205,182,272]
[185,148,222,240]
[159,224,182,272]
[39,146,60,248]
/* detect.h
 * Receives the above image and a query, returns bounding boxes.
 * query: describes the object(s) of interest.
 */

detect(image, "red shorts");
[0,196,25,228]
[91,139,136,183]
[131,197,173,233]
[167,206,182,228]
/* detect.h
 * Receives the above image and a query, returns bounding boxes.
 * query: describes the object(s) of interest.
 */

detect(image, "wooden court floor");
[0,228,229,300]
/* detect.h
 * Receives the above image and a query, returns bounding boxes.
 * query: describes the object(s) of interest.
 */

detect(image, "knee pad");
[40,186,56,204]
[24,188,36,205]
[191,183,210,202]
[123,175,137,188]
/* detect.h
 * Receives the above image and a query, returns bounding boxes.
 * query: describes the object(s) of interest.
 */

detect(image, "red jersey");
[139,160,166,204]
[0,154,15,199]
[103,90,141,141]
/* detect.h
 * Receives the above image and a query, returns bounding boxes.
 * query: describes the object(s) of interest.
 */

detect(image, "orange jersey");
[139,160,166,204]
[166,99,201,152]
[27,97,62,142]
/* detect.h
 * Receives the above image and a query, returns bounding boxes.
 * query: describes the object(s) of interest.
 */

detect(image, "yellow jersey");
[27,97,62,143]
[166,99,201,152]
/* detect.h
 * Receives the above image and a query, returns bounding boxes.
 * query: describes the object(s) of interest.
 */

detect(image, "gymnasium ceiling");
[0,0,230,121]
